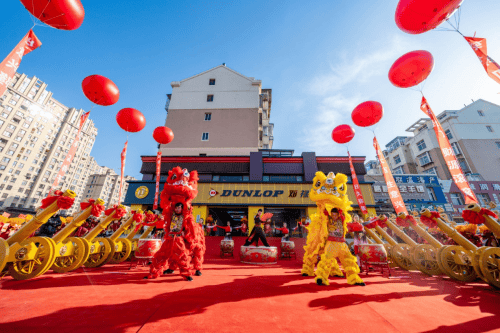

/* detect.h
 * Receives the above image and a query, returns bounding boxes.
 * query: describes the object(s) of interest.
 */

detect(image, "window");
[427,187,437,201]
[418,152,432,166]
[487,126,494,132]
[450,193,464,205]
[458,158,471,173]
[451,142,461,155]
[393,155,401,165]
[204,113,212,121]
[209,79,215,85]
[496,142,500,149]
[477,193,491,206]
[417,140,426,151]
[422,167,437,175]
[207,95,214,102]
[201,132,209,141]
[393,166,405,174]
[478,110,485,116]
[445,129,453,140]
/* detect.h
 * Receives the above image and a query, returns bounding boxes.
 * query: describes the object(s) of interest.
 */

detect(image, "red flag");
[348,151,368,215]
[420,96,477,204]
[118,141,128,205]
[373,137,408,215]
[464,36,500,85]
[153,151,161,210]
[50,112,90,191]
[0,30,42,97]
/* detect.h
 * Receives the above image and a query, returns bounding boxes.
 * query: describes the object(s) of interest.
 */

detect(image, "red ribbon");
[145,213,157,223]
[395,216,416,228]
[364,218,379,229]
[104,205,127,219]
[420,211,440,228]
[462,208,497,225]
[347,222,363,232]
[40,190,75,210]
[377,216,388,228]
[80,199,105,217]
[132,211,144,223]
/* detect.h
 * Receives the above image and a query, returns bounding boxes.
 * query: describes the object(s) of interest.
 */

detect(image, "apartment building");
[161,64,274,156]
[0,73,98,214]
[81,167,136,208]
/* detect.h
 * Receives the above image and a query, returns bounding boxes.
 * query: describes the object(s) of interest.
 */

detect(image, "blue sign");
[393,175,439,185]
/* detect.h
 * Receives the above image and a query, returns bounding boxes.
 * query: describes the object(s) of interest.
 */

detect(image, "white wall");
[169,66,261,110]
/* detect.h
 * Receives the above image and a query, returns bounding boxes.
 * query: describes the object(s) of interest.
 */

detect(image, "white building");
[161,64,274,156]
[0,73,98,213]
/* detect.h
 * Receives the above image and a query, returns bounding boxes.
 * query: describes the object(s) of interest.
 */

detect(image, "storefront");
[124,150,377,231]
[125,180,376,232]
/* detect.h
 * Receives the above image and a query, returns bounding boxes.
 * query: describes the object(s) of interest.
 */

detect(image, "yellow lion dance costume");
[301,171,365,286]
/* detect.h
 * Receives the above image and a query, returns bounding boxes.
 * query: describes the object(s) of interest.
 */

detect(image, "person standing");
[244,209,270,247]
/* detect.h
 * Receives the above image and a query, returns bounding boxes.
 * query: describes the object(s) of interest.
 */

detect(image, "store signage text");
[214,189,310,198]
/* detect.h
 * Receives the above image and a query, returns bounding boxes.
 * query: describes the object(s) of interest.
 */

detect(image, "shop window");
[263,176,270,182]
[212,175,220,181]
[243,175,249,181]
[220,175,243,182]
[297,176,303,182]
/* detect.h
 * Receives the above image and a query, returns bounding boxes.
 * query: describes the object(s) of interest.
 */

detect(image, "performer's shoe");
[302,273,309,277]
[354,282,366,286]
[184,276,193,282]
[163,269,174,275]
[143,276,149,279]
[195,270,202,276]
[316,279,324,286]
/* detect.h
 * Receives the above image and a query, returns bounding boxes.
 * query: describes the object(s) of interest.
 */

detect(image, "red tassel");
[80,199,105,217]
[133,212,144,223]
[56,196,75,210]
[420,213,439,228]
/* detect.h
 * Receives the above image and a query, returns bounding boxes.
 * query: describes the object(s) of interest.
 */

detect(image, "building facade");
[364,173,451,215]
[161,64,274,156]
[0,73,98,214]
[124,151,376,230]
[81,167,135,209]
[367,99,500,215]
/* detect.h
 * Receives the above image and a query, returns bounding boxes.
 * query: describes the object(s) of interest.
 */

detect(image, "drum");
[220,240,234,253]
[280,241,295,252]
[135,239,162,259]
[240,246,278,265]
[358,244,388,263]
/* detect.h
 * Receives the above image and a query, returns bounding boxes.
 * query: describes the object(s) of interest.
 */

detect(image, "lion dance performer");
[301,171,365,286]
[145,167,201,281]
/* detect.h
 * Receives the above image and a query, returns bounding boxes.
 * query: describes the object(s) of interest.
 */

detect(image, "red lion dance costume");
[146,167,204,281]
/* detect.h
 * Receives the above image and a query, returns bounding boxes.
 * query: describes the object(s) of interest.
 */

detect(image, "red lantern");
[153,126,174,144]
[82,75,120,106]
[351,101,383,127]
[20,0,85,31]
[395,0,463,35]
[389,50,434,88]
[116,108,146,133]
[331,125,355,144]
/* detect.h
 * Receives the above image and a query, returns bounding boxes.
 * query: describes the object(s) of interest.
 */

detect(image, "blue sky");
[2,1,500,179]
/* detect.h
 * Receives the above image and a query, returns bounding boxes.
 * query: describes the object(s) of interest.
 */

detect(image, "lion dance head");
[160,166,199,213]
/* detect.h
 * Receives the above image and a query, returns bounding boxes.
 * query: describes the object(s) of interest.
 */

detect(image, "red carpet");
[1,237,499,333]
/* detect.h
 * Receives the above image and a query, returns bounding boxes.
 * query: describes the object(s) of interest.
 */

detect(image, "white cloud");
[300,35,415,155]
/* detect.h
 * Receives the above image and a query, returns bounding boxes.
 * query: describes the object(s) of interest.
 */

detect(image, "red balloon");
[352,101,384,127]
[395,0,463,34]
[20,0,85,31]
[331,125,355,144]
[153,126,174,144]
[389,50,434,88]
[116,108,146,133]
[82,75,120,106]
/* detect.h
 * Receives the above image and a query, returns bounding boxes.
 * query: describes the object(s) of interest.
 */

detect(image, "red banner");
[373,137,408,215]
[118,141,128,205]
[153,151,161,210]
[0,30,42,97]
[50,112,90,191]
[464,36,500,86]
[348,151,368,215]
[420,96,477,204]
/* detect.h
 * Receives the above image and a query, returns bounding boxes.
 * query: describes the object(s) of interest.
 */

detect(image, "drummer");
[276,223,290,242]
